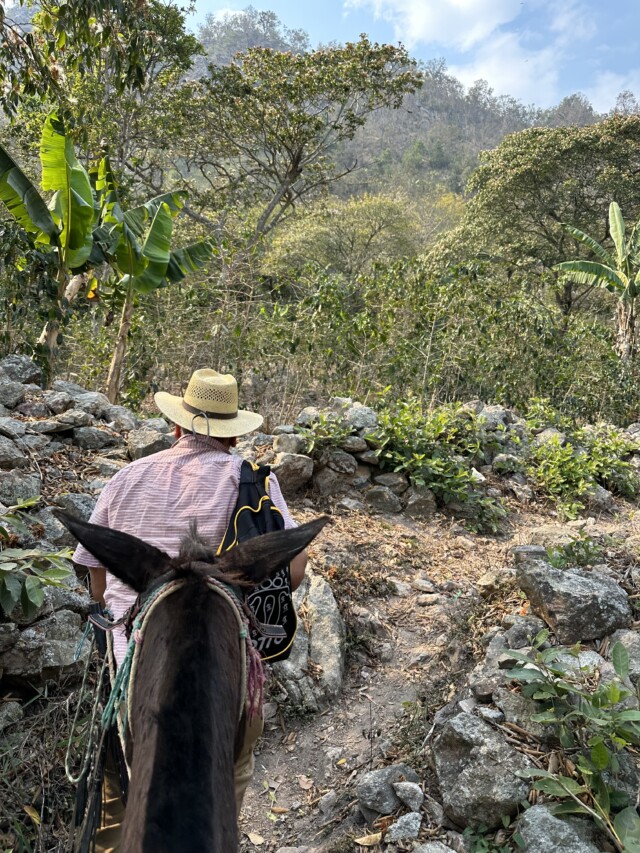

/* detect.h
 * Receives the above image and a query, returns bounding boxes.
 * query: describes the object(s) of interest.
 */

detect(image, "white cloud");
[343,0,605,108]
[584,70,640,113]
[344,0,520,51]
[449,30,560,106]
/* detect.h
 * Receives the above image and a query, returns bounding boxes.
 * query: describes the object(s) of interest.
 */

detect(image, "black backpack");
[218,460,297,662]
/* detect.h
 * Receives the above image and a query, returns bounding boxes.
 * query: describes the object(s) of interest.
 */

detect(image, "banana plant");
[92,157,214,402]
[0,112,97,376]
[0,117,213,397]
[554,202,640,363]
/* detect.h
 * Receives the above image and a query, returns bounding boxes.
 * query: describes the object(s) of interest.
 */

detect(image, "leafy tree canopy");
[197,5,309,67]
[0,0,201,119]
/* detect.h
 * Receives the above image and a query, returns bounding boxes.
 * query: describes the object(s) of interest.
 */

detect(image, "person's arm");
[290,550,308,591]
[89,566,107,605]
[267,472,308,590]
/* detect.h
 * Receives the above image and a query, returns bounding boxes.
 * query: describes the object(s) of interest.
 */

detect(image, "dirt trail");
[238,500,534,851]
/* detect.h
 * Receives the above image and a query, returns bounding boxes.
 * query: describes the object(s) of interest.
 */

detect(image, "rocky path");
[239,504,519,852]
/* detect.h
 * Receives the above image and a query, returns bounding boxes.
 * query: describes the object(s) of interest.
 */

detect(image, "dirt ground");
[237,493,591,852]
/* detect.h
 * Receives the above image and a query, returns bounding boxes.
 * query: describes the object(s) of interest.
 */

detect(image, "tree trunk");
[105,286,135,404]
[616,297,636,363]
[36,272,88,384]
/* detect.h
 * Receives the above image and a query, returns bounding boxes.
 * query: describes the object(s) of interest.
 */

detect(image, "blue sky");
[187,0,640,112]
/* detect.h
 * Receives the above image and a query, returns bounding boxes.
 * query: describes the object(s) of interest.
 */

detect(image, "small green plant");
[463,818,523,852]
[295,411,354,455]
[0,500,74,620]
[369,398,505,532]
[507,632,640,852]
[547,531,604,569]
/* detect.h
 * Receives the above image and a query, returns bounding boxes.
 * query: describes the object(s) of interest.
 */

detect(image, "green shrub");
[508,635,640,852]
[369,398,504,531]
[525,411,640,518]
[295,411,354,456]
[0,500,75,620]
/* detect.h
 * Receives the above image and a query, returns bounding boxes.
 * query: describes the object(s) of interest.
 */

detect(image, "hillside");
[2,359,640,851]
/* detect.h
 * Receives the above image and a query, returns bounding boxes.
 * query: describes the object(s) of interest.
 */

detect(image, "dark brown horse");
[56,510,327,853]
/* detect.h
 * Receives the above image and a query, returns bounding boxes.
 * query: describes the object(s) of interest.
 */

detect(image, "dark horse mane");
[55,509,328,853]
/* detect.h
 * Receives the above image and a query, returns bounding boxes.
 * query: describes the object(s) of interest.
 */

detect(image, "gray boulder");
[0,374,26,409]
[313,466,351,497]
[138,417,171,434]
[356,763,420,815]
[479,405,513,430]
[43,390,73,414]
[516,560,632,643]
[0,470,41,505]
[517,805,602,853]
[295,407,320,427]
[372,471,410,494]
[345,403,377,432]
[1,609,90,683]
[609,629,640,685]
[432,712,530,828]
[324,448,357,475]
[127,427,172,460]
[273,433,308,455]
[54,408,94,428]
[392,781,424,812]
[272,569,345,713]
[272,452,314,494]
[0,435,28,469]
[339,435,368,453]
[384,812,422,842]
[70,391,111,419]
[404,485,437,520]
[74,427,119,450]
[103,404,138,432]
[54,492,97,519]
[0,700,23,732]
[365,486,402,513]
[0,417,27,440]
[0,355,42,385]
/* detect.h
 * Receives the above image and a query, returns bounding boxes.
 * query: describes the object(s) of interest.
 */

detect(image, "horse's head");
[54,509,329,595]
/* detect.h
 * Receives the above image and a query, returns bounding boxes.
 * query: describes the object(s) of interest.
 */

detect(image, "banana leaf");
[554,260,627,292]
[129,202,173,293]
[40,113,95,269]
[166,240,214,284]
[560,223,616,268]
[609,201,627,267]
[123,191,187,241]
[0,144,58,242]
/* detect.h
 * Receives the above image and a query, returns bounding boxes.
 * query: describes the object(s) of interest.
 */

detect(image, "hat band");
[183,400,238,420]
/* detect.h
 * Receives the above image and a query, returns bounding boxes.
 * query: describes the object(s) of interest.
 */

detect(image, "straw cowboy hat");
[154,369,263,438]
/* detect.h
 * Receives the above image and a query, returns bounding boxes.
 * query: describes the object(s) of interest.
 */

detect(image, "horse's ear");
[54,509,172,593]
[216,516,329,584]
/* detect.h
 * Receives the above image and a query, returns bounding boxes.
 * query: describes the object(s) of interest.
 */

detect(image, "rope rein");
[101,576,264,744]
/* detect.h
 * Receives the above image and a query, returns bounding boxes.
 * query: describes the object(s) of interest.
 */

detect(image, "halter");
[102,576,265,749]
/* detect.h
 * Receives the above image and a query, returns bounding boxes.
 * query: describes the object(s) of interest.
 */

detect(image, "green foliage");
[463,820,520,853]
[369,398,505,531]
[547,532,604,569]
[525,414,639,518]
[0,0,198,118]
[295,413,354,456]
[0,500,74,620]
[509,636,640,851]
[555,202,640,361]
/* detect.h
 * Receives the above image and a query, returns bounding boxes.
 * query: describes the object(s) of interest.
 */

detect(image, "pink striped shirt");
[73,434,295,666]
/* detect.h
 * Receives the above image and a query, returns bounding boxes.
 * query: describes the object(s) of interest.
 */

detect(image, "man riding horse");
[73,369,308,852]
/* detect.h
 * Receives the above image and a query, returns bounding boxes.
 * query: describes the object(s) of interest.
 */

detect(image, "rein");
[101,576,264,746]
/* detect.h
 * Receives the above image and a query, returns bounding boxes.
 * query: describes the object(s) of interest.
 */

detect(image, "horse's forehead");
[178,526,216,564]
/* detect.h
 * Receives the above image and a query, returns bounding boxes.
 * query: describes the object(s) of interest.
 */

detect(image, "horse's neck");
[124,586,243,853]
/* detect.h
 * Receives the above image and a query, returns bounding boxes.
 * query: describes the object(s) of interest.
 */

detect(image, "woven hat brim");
[154,391,263,438]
